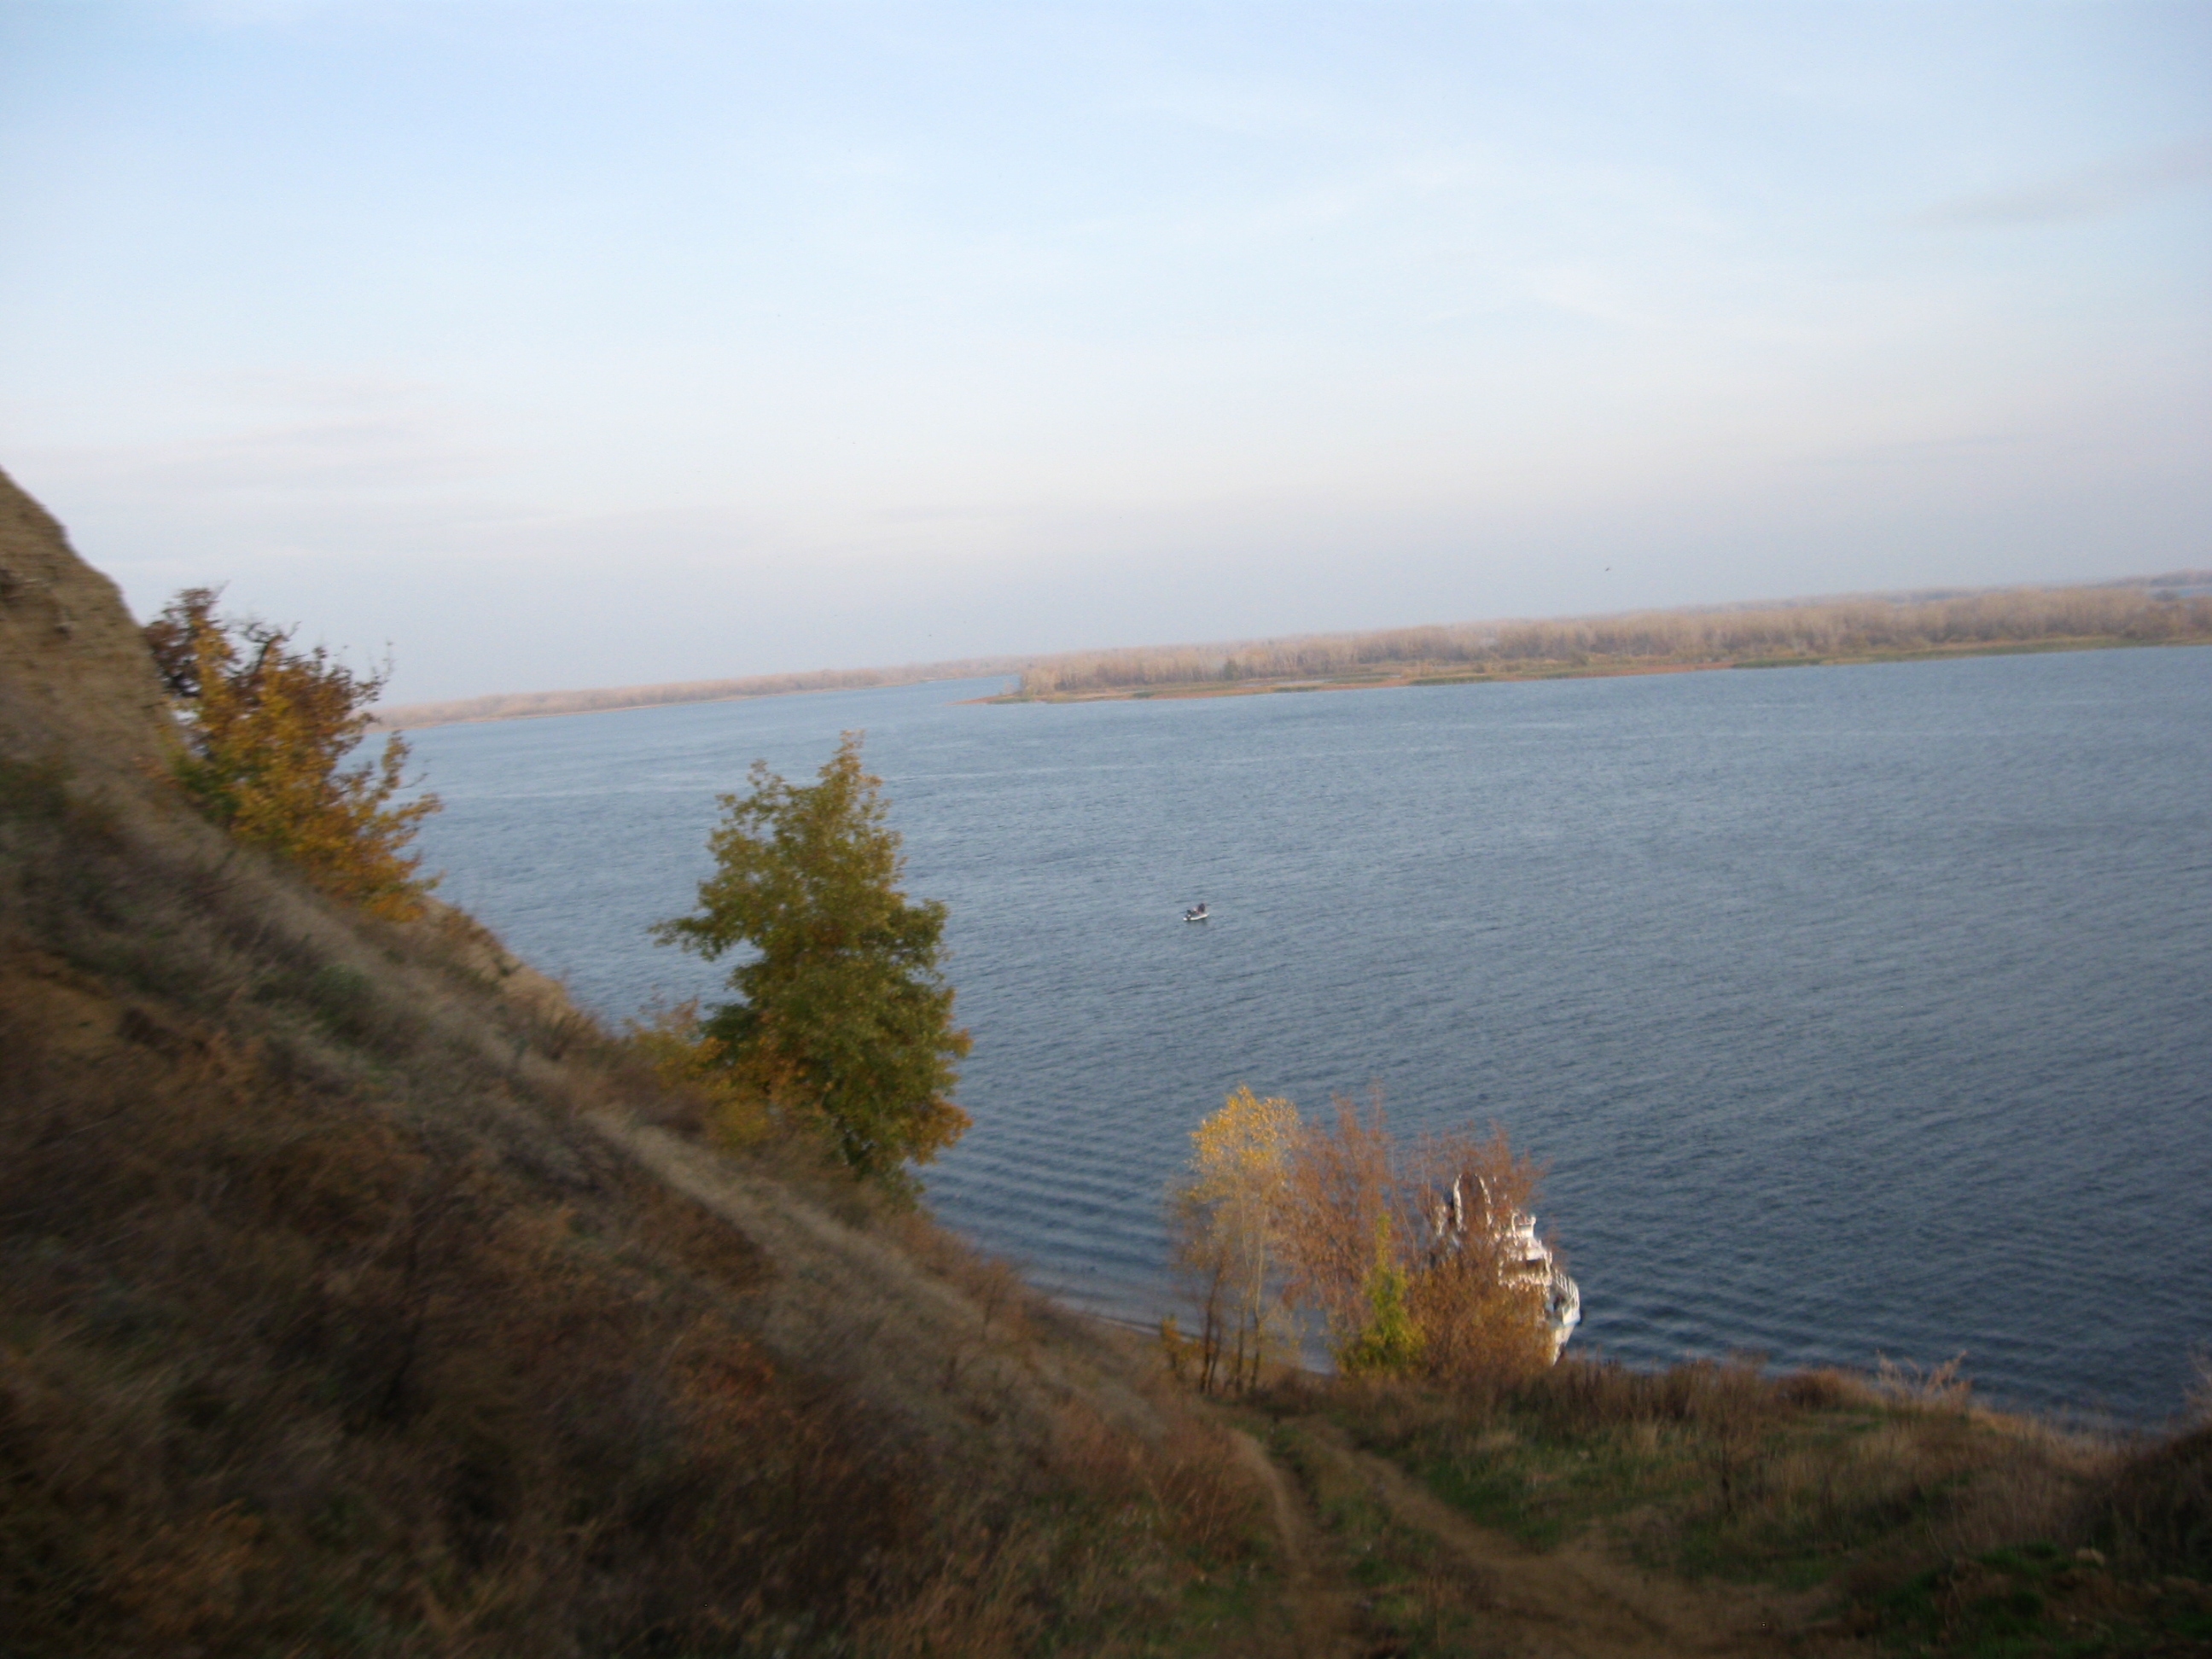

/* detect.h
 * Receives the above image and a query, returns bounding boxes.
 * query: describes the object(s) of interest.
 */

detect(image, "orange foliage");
[146,587,439,917]
[1275,1090,1399,1356]
[1274,1098,1557,1389]
[1399,1126,1556,1390]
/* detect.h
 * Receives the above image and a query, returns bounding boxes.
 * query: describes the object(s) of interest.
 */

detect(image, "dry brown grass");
[0,969,915,1654]
[2077,1427,2212,1580]
[1194,1345,2212,1655]
[0,748,1278,1656]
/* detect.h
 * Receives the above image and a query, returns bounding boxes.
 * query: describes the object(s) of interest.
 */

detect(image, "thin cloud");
[1912,138,2212,229]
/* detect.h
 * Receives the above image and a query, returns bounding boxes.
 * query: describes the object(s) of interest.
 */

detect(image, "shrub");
[144,587,438,918]
[1167,1087,1565,1394]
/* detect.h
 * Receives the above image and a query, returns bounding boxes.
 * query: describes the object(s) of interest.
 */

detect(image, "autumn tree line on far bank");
[1015,576,2212,696]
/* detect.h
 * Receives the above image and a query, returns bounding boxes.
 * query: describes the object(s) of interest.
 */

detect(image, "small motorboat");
[1183,903,1210,923]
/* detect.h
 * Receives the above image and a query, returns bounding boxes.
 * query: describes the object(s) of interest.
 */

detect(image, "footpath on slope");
[1248,1411,1860,1659]
[588,1113,1170,1472]
[591,1111,1365,1657]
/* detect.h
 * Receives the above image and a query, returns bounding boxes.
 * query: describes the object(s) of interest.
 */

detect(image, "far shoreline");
[375,573,2210,727]
[969,633,2211,705]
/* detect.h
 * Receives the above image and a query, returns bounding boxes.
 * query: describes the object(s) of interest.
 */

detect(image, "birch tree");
[1167,1086,1300,1393]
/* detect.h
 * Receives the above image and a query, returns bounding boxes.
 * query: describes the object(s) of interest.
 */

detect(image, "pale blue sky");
[3,0,2206,701]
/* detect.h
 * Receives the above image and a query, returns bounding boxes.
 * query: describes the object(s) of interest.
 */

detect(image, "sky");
[2,1,2207,703]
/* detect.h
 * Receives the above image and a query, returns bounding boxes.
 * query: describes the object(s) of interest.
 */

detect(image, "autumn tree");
[1398,1126,1557,1389]
[652,731,971,1187]
[1276,1089,1400,1360]
[1166,1086,1301,1394]
[1186,1088,1568,1390]
[145,586,439,918]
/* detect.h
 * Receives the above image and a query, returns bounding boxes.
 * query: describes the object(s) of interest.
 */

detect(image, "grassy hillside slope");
[0,467,1272,1656]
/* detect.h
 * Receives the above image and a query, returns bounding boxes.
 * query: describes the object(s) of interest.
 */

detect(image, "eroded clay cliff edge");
[0,467,178,782]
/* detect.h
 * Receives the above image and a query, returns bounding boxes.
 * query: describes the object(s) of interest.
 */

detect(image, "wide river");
[406,646,2211,1425]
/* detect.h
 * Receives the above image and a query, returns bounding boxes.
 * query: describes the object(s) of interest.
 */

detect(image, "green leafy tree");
[653,731,971,1186]
[145,586,439,918]
[1336,1214,1424,1378]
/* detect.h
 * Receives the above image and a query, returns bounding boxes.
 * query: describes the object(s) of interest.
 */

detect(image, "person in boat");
[1185,901,1208,920]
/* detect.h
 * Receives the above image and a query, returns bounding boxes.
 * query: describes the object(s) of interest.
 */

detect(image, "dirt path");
[1227,1429,1373,1658]
[585,1113,1166,1468]
[1277,1417,1852,1658]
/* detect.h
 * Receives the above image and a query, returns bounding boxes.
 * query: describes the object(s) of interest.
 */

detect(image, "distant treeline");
[374,653,1035,729]
[375,573,2212,726]
[1015,574,2212,696]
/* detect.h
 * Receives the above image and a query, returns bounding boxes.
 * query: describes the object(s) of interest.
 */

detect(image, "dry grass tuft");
[2077,1426,2212,1579]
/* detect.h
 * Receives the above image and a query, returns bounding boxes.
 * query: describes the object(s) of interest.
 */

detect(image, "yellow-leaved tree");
[1166,1085,1301,1394]
[1169,1088,1568,1394]
[144,587,439,919]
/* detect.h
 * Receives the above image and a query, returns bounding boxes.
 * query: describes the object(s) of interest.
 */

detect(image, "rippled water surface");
[409,648,2212,1423]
